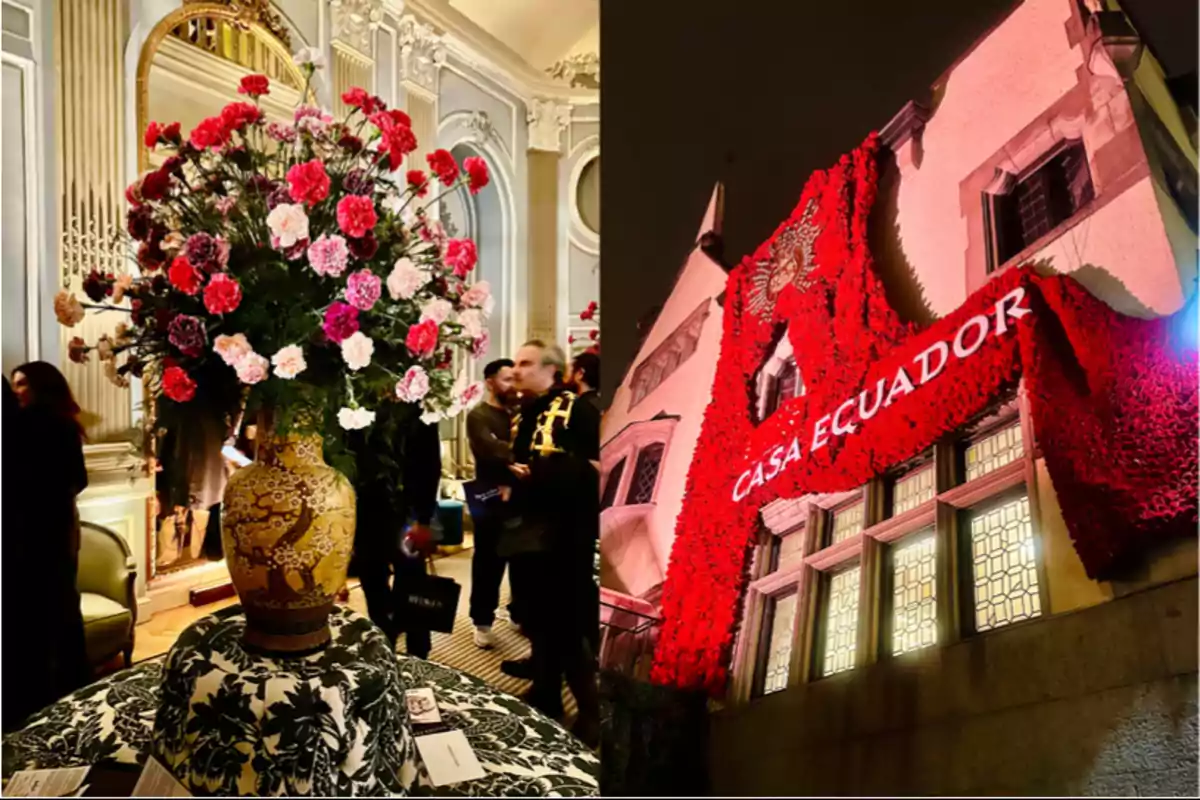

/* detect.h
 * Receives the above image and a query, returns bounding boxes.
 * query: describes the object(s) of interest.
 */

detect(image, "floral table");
[2,607,598,797]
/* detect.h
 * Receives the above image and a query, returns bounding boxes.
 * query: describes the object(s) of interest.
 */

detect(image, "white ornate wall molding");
[567,137,600,254]
[462,109,494,146]
[547,51,599,88]
[528,98,571,153]
[397,12,444,99]
[330,0,383,56]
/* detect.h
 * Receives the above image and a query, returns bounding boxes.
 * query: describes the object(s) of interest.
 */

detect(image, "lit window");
[990,141,1094,268]
[891,465,934,516]
[965,424,1024,481]
[969,494,1041,633]
[890,530,937,656]
[821,565,861,676]
[600,458,625,510]
[760,592,797,695]
[830,501,865,546]
[627,443,665,505]
[776,531,805,572]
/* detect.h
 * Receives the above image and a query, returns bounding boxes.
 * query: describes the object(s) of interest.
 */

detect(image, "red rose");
[336,195,378,239]
[406,318,439,359]
[341,87,379,115]
[463,156,490,195]
[218,102,262,135]
[238,74,270,98]
[443,238,477,278]
[168,257,203,296]
[189,116,231,150]
[286,159,331,207]
[426,149,459,186]
[407,169,429,197]
[140,169,171,202]
[162,366,196,403]
[203,273,242,315]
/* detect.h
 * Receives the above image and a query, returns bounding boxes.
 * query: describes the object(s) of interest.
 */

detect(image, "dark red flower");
[162,122,181,144]
[338,134,363,154]
[463,156,490,195]
[347,234,378,261]
[162,366,196,403]
[344,169,374,196]
[130,299,145,326]
[126,206,153,240]
[238,74,270,98]
[140,169,171,202]
[160,156,186,178]
[322,302,359,344]
[137,241,167,272]
[426,149,459,186]
[82,271,109,303]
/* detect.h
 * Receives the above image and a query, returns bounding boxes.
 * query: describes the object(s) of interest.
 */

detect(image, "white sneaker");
[473,626,496,649]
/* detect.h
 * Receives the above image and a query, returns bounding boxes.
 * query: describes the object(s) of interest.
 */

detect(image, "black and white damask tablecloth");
[2,607,599,797]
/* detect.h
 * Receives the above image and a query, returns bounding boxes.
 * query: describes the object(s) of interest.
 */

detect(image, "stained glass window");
[891,530,938,656]
[892,466,934,516]
[965,424,1024,481]
[970,494,1042,632]
[761,593,797,695]
[821,565,861,676]
[627,443,665,505]
[830,501,865,546]
[600,459,625,510]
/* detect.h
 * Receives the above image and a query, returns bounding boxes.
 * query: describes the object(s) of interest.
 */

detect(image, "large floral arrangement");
[55,56,494,483]
[650,134,1199,695]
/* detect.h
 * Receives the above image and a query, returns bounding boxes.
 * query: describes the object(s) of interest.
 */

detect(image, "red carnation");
[443,238,477,278]
[144,121,164,150]
[406,318,440,359]
[337,195,378,239]
[203,273,242,315]
[286,159,331,207]
[168,257,203,296]
[220,101,262,133]
[406,170,429,197]
[463,156,490,195]
[341,87,380,115]
[238,74,270,98]
[347,234,378,261]
[370,111,417,171]
[189,116,231,150]
[338,134,363,154]
[162,122,181,144]
[137,241,167,272]
[162,366,196,403]
[426,149,459,186]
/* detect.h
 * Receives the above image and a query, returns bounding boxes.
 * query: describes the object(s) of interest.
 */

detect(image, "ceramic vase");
[221,417,355,654]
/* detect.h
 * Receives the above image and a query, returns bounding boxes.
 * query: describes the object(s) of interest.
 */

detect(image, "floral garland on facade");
[650,134,1199,694]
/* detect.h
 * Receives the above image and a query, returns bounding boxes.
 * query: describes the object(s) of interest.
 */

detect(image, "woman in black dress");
[8,362,91,721]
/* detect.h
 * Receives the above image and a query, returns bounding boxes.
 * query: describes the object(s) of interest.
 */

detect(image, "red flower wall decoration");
[650,135,1199,695]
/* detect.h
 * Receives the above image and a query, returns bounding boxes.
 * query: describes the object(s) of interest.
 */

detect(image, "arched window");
[754,326,803,422]
[601,458,627,510]
[627,443,666,505]
[763,359,799,418]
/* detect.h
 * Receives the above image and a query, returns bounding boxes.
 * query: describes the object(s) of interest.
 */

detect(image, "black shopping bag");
[397,570,461,633]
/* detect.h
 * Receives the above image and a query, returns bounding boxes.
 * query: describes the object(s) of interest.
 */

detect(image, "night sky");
[599,0,1197,400]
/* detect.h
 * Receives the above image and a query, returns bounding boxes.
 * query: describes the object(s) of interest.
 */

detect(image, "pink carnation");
[460,281,491,309]
[214,334,253,366]
[235,352,269,385]
[336,195,377,239]
[307,235,349,278]
[345,269,382,311]
[395,365,431,403]
[323,302,360,344]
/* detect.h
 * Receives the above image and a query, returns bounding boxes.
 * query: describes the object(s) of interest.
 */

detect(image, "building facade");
[601,0,1197,794]
[0,0,598,615]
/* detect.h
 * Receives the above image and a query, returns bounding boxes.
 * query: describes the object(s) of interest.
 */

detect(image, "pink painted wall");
[600,187,727,600]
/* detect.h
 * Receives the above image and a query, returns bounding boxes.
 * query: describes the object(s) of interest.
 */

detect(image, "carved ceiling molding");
[398,13,446,95]
[182,0,292,47]
[547,52,599,88]
[331,0,385,56]
[527,98,571,154]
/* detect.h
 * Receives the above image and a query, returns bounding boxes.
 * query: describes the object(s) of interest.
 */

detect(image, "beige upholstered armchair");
[77,522,138,669]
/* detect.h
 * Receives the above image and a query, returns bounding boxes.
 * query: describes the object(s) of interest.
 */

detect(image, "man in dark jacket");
[508,340,601,747]
[352,413,442,658]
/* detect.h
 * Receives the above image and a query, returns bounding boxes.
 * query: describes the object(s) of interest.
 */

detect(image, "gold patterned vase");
[221,420,355,654]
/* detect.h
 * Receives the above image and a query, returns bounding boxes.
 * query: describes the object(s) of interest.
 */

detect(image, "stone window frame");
[599,415,679,515]
[628,299,712,410]
[731,381,1051,702]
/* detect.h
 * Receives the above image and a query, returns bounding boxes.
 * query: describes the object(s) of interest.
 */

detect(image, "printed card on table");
[414,730,486,787]
[4,766,91,797]
[405,687,442,725]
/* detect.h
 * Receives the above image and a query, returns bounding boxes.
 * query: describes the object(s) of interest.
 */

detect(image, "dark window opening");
[627,443,665,505]
[991,141,1095,269]
[601,458,626,510]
